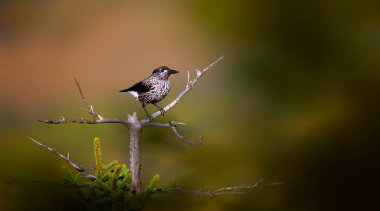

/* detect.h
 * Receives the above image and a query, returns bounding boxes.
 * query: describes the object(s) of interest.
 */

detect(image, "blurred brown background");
[0,1,379,210]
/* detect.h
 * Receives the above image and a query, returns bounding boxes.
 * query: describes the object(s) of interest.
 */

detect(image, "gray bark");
[128,113,142,193]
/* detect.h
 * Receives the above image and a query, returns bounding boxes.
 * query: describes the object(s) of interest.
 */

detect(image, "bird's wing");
[119,81,151,93]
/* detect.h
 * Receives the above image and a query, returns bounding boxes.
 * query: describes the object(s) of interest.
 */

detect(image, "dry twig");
[153,180,284,198]
[74,79,104,120]
[39,117,128,125]
[28,137,96,181]
[145,121,202,146]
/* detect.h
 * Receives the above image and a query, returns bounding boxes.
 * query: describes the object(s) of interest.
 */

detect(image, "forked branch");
[35,56,224,194]
[74,79,104,120]
[39,56,224,147]
[28,137,96,181]
[39,79,120,125]
[140,55,224,124]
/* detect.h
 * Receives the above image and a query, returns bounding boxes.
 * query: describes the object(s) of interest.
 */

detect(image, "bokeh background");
[1,1,379,210]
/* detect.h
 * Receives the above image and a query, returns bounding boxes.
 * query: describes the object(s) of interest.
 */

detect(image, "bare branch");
[74,78,104,120]
[35,57,225,196]
[144,121,202,147]
[141,55,224,123]
[28,137,96,181]
[144,121,186,127]
[39,117,129,125]
[202,55,225,73]
[153,180,275,198]
[39,80,132,126]
[170,123,203,147]
[186,71,190,88]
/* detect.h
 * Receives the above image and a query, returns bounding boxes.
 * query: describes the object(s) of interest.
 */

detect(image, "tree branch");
[140,55,224,124]
[144,121,202,147]
[34,56,225,195]
[38,117,129,125]
[40,80,130,126]
[74,78,104,120]
[153,180,281,198]
[28,137,96,181]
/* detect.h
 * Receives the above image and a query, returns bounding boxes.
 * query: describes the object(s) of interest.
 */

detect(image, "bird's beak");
[169,69,179,75]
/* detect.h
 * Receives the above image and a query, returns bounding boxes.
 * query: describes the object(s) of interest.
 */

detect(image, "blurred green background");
[1,1,379,210]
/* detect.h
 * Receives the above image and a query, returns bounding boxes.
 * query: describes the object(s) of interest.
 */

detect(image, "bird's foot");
[159,108,165,116]
[146,114,153,121]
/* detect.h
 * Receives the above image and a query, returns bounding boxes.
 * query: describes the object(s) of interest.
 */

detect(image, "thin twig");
[186,71,190,89]
[144,121,202,147]
[144,121,186,127]
[39,117,129,125]
[28,137,96,181]
[140,55,224,123]
[153,179,279,198]
[74,79,104,120]
[202,55,225,73]
[41,80,128,126]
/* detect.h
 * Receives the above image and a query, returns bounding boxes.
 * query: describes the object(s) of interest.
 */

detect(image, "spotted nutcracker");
[120,66,179,119]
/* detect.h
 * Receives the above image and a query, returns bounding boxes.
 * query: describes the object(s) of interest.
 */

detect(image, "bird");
[120,66,179,119]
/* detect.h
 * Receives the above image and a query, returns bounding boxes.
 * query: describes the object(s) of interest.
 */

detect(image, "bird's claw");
[146,114,153,121]
[159,108,165,116]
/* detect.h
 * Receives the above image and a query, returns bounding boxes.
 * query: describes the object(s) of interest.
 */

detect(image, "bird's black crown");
[152,66,179,75]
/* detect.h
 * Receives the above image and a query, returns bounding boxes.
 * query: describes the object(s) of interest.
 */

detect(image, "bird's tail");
[119,88,131,92]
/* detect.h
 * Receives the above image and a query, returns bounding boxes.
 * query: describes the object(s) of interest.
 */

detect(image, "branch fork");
[36,56,224,193]
[22,137,280,198]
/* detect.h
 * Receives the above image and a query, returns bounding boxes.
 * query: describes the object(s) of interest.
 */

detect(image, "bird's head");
[152,66,179,79]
